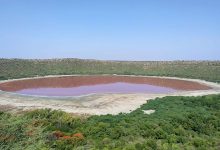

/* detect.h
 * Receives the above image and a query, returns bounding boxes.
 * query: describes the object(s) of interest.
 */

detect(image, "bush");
[1,95,220,149]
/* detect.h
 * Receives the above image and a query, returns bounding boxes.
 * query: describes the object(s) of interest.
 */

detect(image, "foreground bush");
[0,94,220,149]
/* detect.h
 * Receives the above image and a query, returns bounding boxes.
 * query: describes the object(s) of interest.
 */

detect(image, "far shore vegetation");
[0,58,220,82]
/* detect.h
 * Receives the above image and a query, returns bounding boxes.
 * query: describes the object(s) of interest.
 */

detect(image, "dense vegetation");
[0,58,220,82]
[1,95,220,149]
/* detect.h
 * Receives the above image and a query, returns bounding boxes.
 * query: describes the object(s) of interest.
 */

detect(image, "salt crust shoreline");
[0,74,220,115]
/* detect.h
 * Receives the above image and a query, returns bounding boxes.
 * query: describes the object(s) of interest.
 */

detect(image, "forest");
[1,94,220,149]
[0,59,220,82]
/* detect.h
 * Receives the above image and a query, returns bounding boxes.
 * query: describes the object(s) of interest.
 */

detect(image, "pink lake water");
[16,82,176,97]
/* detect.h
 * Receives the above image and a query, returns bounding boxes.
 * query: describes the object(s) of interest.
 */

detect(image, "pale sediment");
[0,75,220,115]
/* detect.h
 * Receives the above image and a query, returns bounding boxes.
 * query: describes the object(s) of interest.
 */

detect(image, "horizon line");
[0,57,219,62]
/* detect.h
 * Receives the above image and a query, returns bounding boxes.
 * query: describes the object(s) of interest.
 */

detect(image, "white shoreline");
[0,75,220,115]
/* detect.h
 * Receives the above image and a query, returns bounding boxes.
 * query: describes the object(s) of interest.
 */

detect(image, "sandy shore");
[0,75,220,115]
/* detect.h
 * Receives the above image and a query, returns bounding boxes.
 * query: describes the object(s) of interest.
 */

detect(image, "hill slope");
[0,58,220,82]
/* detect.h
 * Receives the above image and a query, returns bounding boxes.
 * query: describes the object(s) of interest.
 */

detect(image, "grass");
[0,58,220,82]
[1,95,220,149]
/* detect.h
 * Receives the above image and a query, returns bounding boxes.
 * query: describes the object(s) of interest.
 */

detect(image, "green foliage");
[0,58,220,82]
[0,95,220,149]
[0,76,7,80]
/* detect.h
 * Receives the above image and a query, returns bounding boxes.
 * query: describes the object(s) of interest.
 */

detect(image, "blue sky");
[0,0,220,60]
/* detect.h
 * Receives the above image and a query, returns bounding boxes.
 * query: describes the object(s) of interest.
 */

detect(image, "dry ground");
[0,75,220,115]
